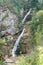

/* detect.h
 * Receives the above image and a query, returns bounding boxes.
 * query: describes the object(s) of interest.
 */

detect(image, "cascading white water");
[12,8,32,57]
[12,28,25,57]
[22,8,32,24]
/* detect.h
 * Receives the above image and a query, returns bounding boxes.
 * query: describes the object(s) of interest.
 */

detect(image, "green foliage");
[35,24,43,45]
[0,47,4,64]
[16,50,43,65]
[37,0,43,9]
[0,46,3,57]
[0,38,6,44]
[30,10,43,45]
[0,60,6,65]
[0,38,6,61]
[30,0,43,10]
[0,0,24,14]
[25,10,43,65]
[31,0,38,8]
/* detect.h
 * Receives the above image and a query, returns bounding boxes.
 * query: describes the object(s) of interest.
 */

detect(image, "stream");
[12,28,25,57]
[11,8,32,57]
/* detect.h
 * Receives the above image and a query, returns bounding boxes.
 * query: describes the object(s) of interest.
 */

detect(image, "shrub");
[30,10,43,45]
[16,50,43,65]
[0,60,6,65]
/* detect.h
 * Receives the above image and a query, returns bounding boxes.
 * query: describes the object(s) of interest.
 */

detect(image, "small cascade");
[22,8,32,24]
[11,8,32,57]
[12,28,25,57]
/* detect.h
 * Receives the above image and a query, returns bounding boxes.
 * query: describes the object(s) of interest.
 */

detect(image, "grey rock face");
[0,7,19,35]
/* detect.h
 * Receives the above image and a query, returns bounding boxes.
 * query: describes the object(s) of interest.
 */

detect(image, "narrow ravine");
[4,8,32,65]
[11,8,32,57]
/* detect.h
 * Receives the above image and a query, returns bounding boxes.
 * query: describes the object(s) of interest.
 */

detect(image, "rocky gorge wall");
[0,7,32,58]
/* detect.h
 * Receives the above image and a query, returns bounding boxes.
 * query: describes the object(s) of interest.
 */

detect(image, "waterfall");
[12,28,25,57]
[12,8,32,57]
